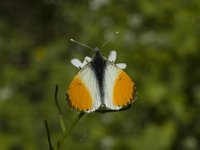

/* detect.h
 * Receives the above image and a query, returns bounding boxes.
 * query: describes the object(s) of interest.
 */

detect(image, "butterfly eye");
[108,51,117,62]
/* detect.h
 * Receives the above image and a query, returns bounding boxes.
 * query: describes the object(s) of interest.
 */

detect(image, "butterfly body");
[67,48,136,113]
[90,48,106,104]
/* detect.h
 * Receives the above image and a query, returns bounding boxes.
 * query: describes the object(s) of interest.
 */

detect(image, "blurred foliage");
[0,0,200,149]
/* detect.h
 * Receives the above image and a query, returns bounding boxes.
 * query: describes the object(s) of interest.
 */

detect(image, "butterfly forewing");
[104,63,135,110]
[67,65,101,112]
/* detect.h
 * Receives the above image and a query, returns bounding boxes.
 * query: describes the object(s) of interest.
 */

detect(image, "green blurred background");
[0,0,200,149]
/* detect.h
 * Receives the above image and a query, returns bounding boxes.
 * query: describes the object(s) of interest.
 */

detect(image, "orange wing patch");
[67,75,93,111]
[113,70,135,107]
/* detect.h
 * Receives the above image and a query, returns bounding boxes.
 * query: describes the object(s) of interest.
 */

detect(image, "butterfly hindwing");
[67,65,101,112]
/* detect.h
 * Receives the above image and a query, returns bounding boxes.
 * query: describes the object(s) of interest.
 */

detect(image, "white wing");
[67,64,101,113]
[79,65,102,112]
[104,64,122,110]
[103,63,134,110]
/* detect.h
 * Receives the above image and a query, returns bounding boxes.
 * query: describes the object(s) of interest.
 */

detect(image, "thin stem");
[57,112,85,149]
[59,115,66,133]
[55,84,66,132]
[44,119,54,150]
[55,84,63,115]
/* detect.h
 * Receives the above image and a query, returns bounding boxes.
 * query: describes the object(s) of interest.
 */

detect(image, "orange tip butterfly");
[66,37,136,113]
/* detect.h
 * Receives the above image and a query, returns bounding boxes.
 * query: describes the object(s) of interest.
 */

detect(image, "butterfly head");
[93,47,105,60]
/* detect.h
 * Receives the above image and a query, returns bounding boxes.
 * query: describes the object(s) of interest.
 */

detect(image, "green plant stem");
[44,119,54,150]
[54,84,66,132]
[59,115,66,133]
[56,112,85,149]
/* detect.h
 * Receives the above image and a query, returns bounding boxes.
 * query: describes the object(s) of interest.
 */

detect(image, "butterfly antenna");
[70,39,94,51]
[101,31,119,48]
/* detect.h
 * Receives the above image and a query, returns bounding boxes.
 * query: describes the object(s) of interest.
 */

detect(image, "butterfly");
[66,46,136,113]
